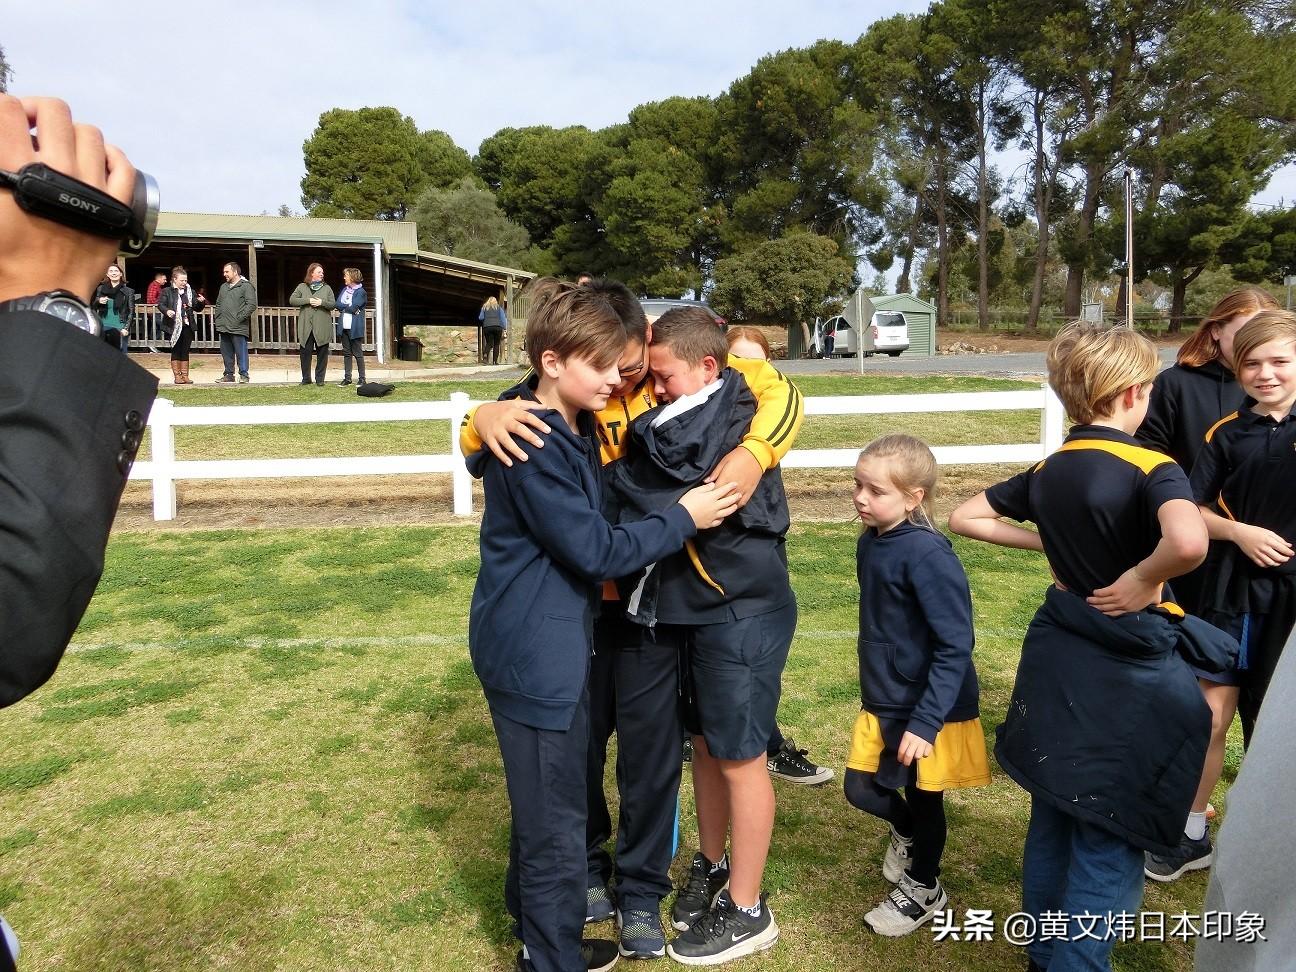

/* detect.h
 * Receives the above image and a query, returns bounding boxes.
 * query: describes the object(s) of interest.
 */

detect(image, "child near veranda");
[845,434,990,936]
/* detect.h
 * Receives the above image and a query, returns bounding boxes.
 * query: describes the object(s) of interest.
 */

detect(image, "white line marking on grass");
[68,628,1026,655]
[67,633,469,653]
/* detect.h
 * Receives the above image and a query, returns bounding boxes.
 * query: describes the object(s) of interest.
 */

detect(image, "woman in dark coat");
[290,262,337,385]
[335,267,368,385]
[156,265,205,384]
[92,264,135,353]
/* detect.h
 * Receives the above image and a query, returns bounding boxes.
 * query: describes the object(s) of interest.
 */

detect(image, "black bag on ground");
[357,382,394,397]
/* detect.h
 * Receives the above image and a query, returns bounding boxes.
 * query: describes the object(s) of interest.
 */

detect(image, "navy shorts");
[676,599,796,761]
[1194,612,1264,687]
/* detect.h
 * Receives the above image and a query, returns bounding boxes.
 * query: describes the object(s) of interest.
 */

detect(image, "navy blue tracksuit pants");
[586,612,683,911]
[491,691,589,972]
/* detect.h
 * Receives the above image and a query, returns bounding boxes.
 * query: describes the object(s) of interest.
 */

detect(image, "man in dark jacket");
[214,261,257,383]
[0,93,160,972]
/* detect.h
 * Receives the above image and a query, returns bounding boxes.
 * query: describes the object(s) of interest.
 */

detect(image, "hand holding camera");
[0,96,155,305]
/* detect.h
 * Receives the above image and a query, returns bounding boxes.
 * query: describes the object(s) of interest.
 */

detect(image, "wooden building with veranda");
[125,213,533,362]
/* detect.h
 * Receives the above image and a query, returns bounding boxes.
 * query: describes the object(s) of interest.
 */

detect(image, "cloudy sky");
[5,1,1292,218]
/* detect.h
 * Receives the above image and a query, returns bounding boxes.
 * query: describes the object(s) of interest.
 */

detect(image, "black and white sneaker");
[515,938,619,971]
[766,739,834,785]
[671,853,730,932]
[882,824,913,883]
[666,890,778,965]
[587,884,616,924]
[863,872,948,937]
[1144,832,1213,882]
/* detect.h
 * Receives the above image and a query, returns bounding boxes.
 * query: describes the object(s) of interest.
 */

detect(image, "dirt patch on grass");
[937,327,1188,355]
[114,465,1021,534]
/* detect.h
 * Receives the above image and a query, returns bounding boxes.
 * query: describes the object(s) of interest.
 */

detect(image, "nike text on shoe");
[863,872,948,937]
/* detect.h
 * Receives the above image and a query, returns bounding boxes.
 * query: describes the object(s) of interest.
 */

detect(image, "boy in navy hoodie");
[467,280,741,972]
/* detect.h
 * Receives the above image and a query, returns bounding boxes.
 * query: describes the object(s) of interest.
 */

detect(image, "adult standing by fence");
[92,263,134,353]
[157,266,204,384]
[291,262,336,386]
[336,267,367,386]
[479,295,507,365]
[214,261,257,384]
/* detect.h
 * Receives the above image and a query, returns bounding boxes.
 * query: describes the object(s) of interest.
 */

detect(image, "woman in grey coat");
[291,262,336,385]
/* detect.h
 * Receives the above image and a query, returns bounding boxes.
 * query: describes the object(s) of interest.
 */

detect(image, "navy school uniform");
[1137,359,1246,613]
[1189,400,1296,739]
[466,385,697,972]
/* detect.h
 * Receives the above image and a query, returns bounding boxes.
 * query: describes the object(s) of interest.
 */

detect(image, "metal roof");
[395,249,536,284]
[154,212,420,256]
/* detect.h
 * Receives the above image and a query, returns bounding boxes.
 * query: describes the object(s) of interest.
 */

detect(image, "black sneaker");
[216,375,235,383]
[671,852,729,932]
[340,378,352,386]
[863,871,948,937]
[587,884,615,924]
[300,379,311,385]
[515,938,619,971]
[617,907,666,959]
[666,890,778,965]
[766,739,834,785]
[1144,832,1213,882]
[238,375,250,383]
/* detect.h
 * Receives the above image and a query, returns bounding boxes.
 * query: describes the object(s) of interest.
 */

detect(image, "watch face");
[40,296,101,336]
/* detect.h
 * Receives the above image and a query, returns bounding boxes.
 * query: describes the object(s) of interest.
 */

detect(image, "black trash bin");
[397,336,422,362]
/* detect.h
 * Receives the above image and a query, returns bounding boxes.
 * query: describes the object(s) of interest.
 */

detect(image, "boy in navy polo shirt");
[604,309,795,966]
[468,280,741,972]
[951,324,1223,972]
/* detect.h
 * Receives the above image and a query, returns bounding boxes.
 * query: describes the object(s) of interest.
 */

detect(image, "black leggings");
[170,324,193,361]
[844,768,946,886]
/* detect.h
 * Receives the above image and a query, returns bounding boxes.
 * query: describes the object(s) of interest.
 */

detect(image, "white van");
[866,310,910,357]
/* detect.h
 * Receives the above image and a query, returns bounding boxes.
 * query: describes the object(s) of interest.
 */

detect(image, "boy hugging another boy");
[605,308,795,966]
[467,281,741,972]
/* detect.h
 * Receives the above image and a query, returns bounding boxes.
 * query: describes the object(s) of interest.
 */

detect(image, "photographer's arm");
[0,96,158,706]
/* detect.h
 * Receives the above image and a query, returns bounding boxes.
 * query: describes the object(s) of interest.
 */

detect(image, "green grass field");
[0,374,1230,971]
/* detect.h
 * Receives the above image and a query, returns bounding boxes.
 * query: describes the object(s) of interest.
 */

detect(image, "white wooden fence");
[131,386,1065,521]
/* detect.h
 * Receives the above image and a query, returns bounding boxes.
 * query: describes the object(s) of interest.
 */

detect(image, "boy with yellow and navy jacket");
[950,324,1235,972]
[466,280,744,972]
[603,309,794,966]
[461,281,803,960]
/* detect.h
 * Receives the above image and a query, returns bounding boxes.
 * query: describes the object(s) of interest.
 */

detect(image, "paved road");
[776,347,1178,378]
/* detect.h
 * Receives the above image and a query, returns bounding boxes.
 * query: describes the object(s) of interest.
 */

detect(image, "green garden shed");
[869,293,937,357]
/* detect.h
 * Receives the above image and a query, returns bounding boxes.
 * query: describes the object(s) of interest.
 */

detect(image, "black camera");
[0,162,159,255]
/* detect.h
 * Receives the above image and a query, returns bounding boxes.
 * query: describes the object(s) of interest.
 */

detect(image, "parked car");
[816,316,857,356]
[640,298,726,325]
[815,310,910,358]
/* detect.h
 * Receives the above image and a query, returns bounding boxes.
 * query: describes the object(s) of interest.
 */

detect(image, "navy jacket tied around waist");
[996,586,1236,855]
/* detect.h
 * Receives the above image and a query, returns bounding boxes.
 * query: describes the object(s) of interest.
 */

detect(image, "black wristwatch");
[0,289,102,337]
